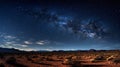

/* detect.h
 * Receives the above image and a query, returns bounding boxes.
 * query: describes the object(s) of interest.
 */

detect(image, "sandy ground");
[0,50,120,67]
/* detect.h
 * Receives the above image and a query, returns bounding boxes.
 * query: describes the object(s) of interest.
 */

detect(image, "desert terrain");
[0,50,120,67]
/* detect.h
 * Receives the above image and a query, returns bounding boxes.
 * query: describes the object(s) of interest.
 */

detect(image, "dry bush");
[111,58,120,64]
[57,56,63,59]
[6,57,28,67]
[31,55,38,58]
[45,57,55,61]
[38,57,45,61]
[6,57,17,64]
[106,55,115,61]
[71,56,77,61]
[90,55,105,62]
[65,55,73,59]
[0,63,5,67]
[0,54,4,59]
[62,58,82,67]
[27,56,34,63]
[41,56,55,61]
[72,61,82,67]
[62,58,73,65]
[106,55,120,64]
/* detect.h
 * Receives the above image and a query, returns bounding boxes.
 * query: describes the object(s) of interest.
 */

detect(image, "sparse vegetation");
[90,55,105,62]
[106,55,115,61]
[6,57,17,64]
[62,58,73,65]
[0,50,119,67]
[0,63,5,67]
[112,58,120,64]
[72,61,82,67]
[6,57,28,67]
[0,54,4,59]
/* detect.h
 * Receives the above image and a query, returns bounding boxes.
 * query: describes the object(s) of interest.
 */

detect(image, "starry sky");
[0,0,120,51]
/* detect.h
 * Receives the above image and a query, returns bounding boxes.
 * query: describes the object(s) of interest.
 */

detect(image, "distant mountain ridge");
[0,47,119,53]
[0,47,21,53]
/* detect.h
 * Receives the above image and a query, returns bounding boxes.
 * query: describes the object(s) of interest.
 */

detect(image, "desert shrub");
[32,55,38,58]
[77,56,81,60]
[0,63,5,67]
[17,55,22,58]
[72,61,82,67]
[27,57,31,61]
[96,56,104,60]
[112,58,120,64]
[62,58,73,65]
[45,57,55,61]
[43,56,53,61]
[27,57,32,61]
[106,55,115,61]
[62,58,82,67]
[38,57,44,61]
[0,54,4,59]
[62,59,71,65]
[6,57,17,64]
[90,55,105,62]
[71,56,77,61]
[66,55,73,59]
[6,57,28,67]
[58,56,63,59]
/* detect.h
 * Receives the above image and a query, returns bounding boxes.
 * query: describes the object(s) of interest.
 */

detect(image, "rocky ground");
[0,50,120,67]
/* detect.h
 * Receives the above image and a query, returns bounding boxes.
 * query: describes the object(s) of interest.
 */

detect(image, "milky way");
[20,7,108,39]
[0,0,120,51]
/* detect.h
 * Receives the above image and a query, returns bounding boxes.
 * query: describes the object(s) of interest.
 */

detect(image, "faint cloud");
[0,44,13,48]
[24,41,32,44]
[36,41,44,45]
[45,48,52,51]
[4,35,16,39]
[5,41,15,44]
[20,45,28,48]
[15,48,36,51]
[36,40,49,45]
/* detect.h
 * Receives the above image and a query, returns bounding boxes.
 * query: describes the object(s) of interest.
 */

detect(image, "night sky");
[0,0,120,51]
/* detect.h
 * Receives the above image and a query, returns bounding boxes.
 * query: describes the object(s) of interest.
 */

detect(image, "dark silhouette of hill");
[0,47,21,53]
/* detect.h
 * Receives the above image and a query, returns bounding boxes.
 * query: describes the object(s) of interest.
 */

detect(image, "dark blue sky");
[0,0,120,51]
